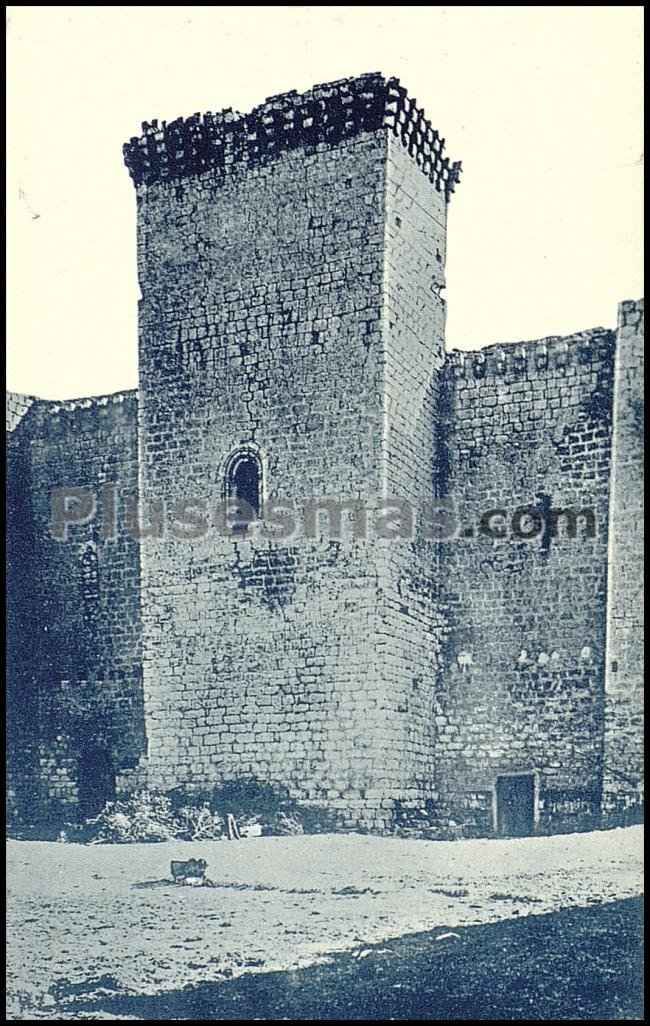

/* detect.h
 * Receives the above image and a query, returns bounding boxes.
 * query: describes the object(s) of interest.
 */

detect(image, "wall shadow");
[53,897,642,1021]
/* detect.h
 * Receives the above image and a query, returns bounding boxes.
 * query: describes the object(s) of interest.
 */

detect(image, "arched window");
[225,450,262,533]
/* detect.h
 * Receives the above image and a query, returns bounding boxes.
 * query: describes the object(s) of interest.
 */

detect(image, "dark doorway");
[495,773,535,837]
[78,746,116,820]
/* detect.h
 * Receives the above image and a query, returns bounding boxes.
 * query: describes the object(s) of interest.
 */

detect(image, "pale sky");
[6,6,644,399]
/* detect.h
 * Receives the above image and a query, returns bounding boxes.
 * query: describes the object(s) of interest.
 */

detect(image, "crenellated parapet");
[445,327,615,382]
[385,78,462,196]
[6,391,39,434]
[45,389,138,416]
[31,389,139,441]
[123,72,461,199]
[6,388,139,428]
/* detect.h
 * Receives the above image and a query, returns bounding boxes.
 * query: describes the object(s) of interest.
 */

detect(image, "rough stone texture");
[374,132,449,817]
[6,393,42,821]
[5,73,644,833]
[6,392,144,822]
[436,330,618,834]
[602,299,644,819]
[135,123,392,829]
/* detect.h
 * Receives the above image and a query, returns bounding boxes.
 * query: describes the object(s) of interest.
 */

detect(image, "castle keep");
[6,73,644,835]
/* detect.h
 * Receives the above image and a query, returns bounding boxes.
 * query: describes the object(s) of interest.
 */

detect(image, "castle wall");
[135,128,394,827]
[6,70,641,837]
[372,132,449,816]
[130,69,468,829]
[6,394,42,822]
[13,392,144,821]
[603,298,644,820]
[437,329,617,833]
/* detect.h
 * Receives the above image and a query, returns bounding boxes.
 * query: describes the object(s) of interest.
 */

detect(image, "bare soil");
[6,825,643,1020]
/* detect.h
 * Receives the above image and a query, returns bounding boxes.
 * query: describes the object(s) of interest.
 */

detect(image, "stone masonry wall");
[134,130,393,828]
[603,298,644,820]
[373,132,449,817]
[437,329,616,833]
[8,71,641,837]
[13,392,144,821]
[6,394,43,822]
[130,70,463,829]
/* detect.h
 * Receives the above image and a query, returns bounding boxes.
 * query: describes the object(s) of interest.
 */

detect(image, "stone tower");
[123,73,461,828]
[5,73,642,836]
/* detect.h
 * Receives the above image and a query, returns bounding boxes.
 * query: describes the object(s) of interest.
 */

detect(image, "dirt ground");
[6,825,643,1020]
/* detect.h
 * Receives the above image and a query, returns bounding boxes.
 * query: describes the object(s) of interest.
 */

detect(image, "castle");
[6,73,644,836]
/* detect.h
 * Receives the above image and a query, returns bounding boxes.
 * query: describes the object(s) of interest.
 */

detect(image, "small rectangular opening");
[495,772,536,837]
